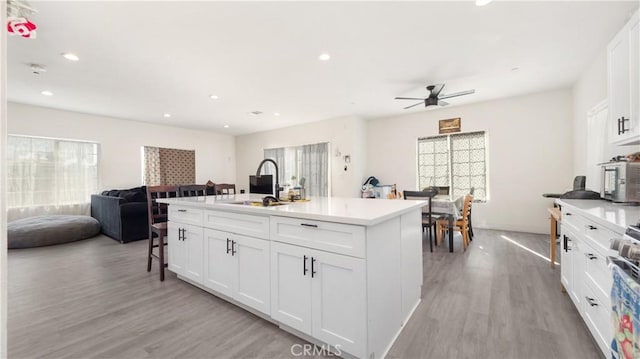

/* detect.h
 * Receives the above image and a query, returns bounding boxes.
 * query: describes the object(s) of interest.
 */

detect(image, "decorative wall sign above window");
[439,117,461,134]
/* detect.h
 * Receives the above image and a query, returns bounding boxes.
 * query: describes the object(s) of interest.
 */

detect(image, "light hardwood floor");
[9,229,601,359]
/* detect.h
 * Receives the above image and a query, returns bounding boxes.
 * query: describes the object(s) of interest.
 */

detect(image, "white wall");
[367,89,574,234]
[7,102,236,191]
[235,115,367,198]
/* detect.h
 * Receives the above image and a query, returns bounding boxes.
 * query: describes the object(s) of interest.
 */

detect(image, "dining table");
[430,194,464,252]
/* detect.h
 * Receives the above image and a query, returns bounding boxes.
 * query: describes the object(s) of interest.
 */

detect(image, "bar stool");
[146,185,179,281]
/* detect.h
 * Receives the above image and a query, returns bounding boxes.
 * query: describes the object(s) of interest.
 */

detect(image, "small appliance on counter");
[600,161,640,204]
[249,174,273,195]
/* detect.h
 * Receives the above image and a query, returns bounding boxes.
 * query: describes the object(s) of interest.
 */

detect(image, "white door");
[585,101,609,191]
[628,17,640,139]
[233,234,270,315]
[203,228,235,298]
[560,229,573,293]
[569,235,585,313]
[183,224,204,284]
[608,24,631,142]
[271,242,312,335]
[310,250,366,358]
[167,221,185,275]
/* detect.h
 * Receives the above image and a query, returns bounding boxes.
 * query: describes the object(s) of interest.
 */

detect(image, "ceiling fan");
[395,84,475,109]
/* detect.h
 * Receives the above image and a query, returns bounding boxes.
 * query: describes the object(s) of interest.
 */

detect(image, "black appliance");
[543,175,600,200]
[250,175,273,195]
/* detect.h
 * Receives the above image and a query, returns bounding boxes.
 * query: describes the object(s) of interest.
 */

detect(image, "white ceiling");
[7,1,638,135]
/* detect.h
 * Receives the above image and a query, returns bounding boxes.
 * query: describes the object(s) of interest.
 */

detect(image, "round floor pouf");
[8,215,101,249]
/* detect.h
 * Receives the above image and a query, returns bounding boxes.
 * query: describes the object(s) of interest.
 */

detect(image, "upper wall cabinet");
[608,10,640,145]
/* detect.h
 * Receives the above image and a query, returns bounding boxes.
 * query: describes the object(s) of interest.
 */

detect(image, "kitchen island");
[157,194,426,359]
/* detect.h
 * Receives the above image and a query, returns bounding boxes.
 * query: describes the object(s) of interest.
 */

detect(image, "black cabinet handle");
[585,253,597,260]
[311,257,317,278]
[563,235,571,252]
[565,212,572,216]
[301,223,318,228]
[178,209,187,212]
[303,255,308,276]
[182,228,187,241]
[226,238,231,254]
[618,117,622,135]
[585,296,598,307]
[178,228,185,241]
[621,116,630,134]
[231,240,237,256]
[587,225,597,230]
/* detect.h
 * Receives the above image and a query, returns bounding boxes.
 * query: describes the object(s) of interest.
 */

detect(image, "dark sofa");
[91,186,149,243]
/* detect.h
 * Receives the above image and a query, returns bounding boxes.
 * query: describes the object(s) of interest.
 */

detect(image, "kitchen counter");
[158,194,425,358]
[556,199,640,233]
[157,194,426,226]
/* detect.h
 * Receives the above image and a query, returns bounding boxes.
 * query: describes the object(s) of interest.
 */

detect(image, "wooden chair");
[468,187,475,240]
[146,185,179,281]
[436,194,473,251]
[180,184,207,197]
[404,189,438,252]
[215,183,236,195]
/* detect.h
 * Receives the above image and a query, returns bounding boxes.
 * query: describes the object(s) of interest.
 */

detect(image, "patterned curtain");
[299,143,329,197]
[143,146,195,186]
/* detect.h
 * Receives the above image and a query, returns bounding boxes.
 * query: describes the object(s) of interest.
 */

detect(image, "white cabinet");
[203,228,271,315]
[271,241,366,358]
[168,221,204,284]
[608,10,640,145]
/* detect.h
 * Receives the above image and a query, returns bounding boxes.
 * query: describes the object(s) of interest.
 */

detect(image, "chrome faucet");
[256,159,281,201]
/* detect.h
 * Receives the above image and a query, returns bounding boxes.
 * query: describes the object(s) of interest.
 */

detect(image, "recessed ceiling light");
[163,113,171,118]
[61,53,79,61]
[318,53,331,61]
[224,124,229,128]
[274,112,280,116]
[209,94,219,100]
[475,0,493,6]
[511,67,520,71]
[41,90,53,96]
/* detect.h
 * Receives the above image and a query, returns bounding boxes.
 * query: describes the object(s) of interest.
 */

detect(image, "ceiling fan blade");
[395,97,425,101]
[403,102,424,110]
[438,100,449,106]
[428,84,445,98]
[438,89,476,100]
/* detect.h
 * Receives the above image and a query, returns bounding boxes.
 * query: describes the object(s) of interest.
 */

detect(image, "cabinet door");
[271,241,312,335]
[167,221,185,276]
[183,224,204,284]
[203,228,235,298]
[570,236,585,314]
[234,234,271,315]
[560,229,573,292]
[310,249,366,358]
[627,16,640,140]
[608,24,631,142]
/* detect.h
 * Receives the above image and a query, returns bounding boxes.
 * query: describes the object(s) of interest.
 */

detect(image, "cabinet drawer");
[270,216,365,258]
[584,221,620,256]
[583,280,612,357]
[169,206,203,226]
[561,208,585,235]
[583,245,613,300]
[204,210,269,239]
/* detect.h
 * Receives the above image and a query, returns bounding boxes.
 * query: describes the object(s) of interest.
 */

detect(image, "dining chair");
[468,187,475,240]
[146,185,179,281]
[180,184,207,197]
[403,189,438,252]
[215,183,236,195]
[436,194,473,251]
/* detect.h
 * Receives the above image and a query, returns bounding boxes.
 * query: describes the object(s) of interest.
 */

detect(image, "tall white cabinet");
[608,10,640,145]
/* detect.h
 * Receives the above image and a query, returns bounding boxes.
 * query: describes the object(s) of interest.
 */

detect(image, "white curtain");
[7,135,99,221]
[264,142,328,197]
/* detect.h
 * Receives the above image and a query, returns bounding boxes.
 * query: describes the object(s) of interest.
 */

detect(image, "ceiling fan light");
[475,0,493,6]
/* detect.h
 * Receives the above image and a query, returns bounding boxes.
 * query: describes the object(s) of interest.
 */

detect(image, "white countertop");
[157,194,426,226]
[557,199,640,233]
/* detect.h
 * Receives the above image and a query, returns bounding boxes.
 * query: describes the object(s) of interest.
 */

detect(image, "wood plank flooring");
[8,229,601,359]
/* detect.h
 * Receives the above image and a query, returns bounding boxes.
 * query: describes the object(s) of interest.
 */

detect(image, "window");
[417,131,488,201]
[264,142,329,197]
[142,146,195,186]
[7,135,99,208]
